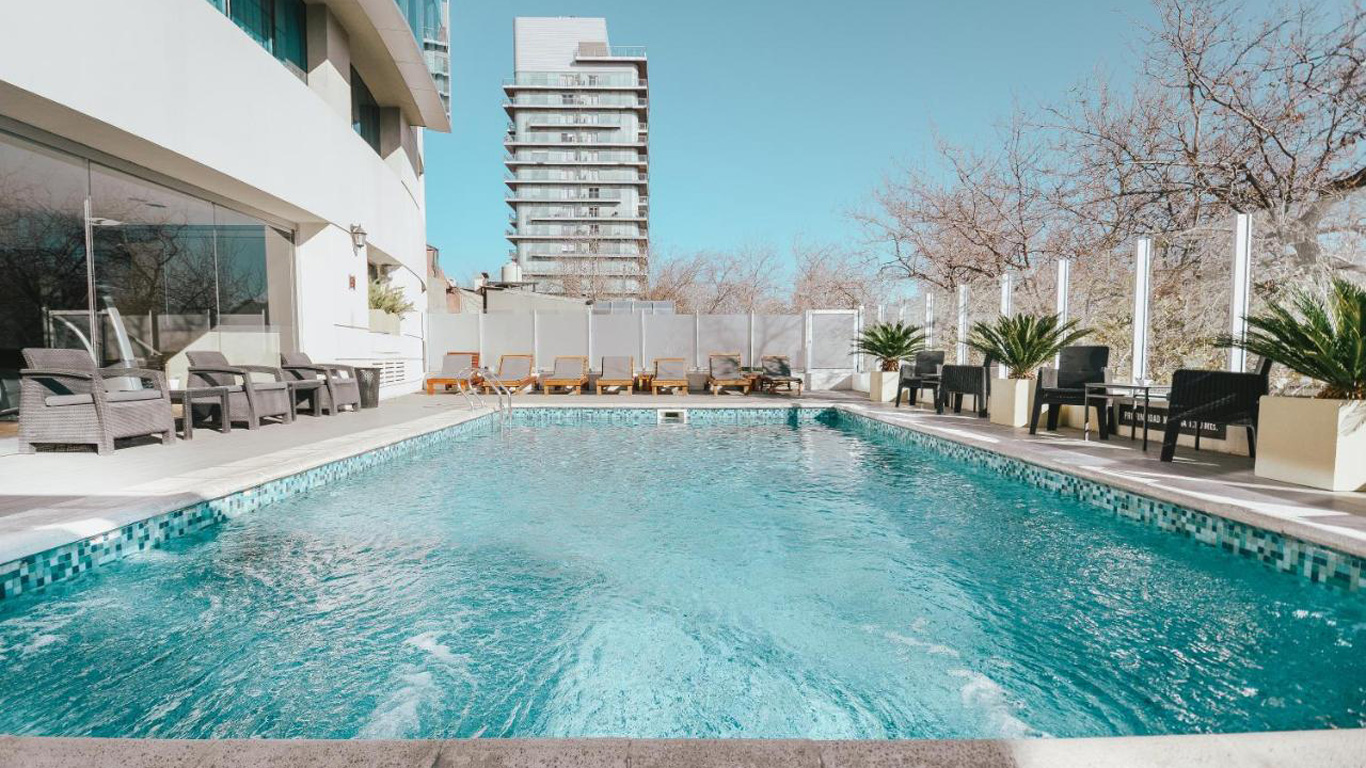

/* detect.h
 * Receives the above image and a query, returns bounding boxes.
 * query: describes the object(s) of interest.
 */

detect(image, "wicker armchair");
[936,358,993,416]
[895,350,944,408]
[1029,346,1112,437]
[280,352,361,414]
[18,348,175,455]
[186,351,293,429]
[1159,361,1271,463]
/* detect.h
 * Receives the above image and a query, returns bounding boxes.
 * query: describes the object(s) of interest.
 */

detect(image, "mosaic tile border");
[829,408,1364,592]
[506,406,825,426]
[0,415,499,601]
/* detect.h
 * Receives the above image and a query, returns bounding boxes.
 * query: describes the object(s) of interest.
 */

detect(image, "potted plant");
[968,313,1090,427]
[852,321,926,402]
[1217,278,1365,491]
[368,279,414,336]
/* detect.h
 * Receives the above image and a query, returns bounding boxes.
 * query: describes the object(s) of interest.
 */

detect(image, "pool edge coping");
[1,729,1364,767]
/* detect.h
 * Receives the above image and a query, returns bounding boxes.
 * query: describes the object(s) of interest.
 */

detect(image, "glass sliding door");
[90,164,218,375]
[212,205,295,370]
[0,132,93,415]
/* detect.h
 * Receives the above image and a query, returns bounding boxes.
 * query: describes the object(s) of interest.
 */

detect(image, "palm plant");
[968,313,1091,379]
[1216,277,1365,400]
[852,321,927,371]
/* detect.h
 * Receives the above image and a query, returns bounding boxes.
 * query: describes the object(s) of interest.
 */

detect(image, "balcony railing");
[503,73,645,88]
[576,44,647,59]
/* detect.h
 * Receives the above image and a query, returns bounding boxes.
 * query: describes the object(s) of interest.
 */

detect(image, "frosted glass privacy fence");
[426,310,864,385]
[904,206,1365,389]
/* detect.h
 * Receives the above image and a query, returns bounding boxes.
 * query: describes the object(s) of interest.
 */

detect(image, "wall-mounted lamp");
[349,224,368,251]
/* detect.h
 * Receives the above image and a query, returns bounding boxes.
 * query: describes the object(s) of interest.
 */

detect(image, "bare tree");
[789,240,895,310]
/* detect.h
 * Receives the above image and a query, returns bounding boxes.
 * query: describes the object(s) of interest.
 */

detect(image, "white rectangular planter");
[868,371,899,402]
[1255,396,1366,492]
[369,309,400,336]
[989,377,1035,428]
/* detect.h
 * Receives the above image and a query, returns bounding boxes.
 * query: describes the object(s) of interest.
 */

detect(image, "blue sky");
[425,0,1161,281]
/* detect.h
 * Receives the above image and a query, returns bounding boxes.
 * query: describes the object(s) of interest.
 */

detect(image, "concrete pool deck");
[2,730,1364,767]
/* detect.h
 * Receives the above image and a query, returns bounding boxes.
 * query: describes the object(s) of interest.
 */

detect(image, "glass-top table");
[1083,382,1172,450]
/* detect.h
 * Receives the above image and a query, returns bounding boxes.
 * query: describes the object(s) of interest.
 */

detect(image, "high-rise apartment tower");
[504,17,649,298]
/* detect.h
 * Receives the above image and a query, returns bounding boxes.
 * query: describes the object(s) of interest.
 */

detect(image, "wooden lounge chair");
[480,354,536,394]
[651,358,689,395]
[541,356,588,394]
[758,355,803,396]
[707,353,750,396]
[425,352,480,395]
[596,356,635,395]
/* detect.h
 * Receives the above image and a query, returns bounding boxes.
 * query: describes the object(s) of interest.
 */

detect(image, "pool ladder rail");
[451,366,512,415]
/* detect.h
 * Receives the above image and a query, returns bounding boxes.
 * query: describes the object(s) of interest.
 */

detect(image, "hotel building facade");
[0,0,451,401]
[504,17,649,298]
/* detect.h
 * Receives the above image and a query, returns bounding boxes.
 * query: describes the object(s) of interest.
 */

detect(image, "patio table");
[286,379,325,417]
[1083,382,1171,450]
[171,386,231,440]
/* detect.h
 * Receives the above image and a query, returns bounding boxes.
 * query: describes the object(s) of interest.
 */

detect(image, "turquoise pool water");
[0,414,1362,739]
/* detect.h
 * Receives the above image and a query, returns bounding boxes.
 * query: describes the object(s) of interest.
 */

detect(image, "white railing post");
[1229,213,1252,372]
[531,310,540,371]
[748,311,756,367]
[854,305,864,372]
[924,291,935,348]
[956,285,969,363]
[586,310,593,365]
[998,273,1013,377]
[803,310,813,373]
[1132,238,1153,383]
[1056,258,1071,366]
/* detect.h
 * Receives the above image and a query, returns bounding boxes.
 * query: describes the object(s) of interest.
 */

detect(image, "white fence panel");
[642,314,697,369]
[426,313,480,370]
[483,313,534,370]
[753,314,804,369]
[809,311,857,369]
[591,313,641,364]
[697,315,750,366]
[536,311,590,365]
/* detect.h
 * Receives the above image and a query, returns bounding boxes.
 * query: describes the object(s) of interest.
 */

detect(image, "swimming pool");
[0,410,1362,739]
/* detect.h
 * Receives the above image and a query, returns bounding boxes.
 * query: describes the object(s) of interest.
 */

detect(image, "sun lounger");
[596,356,635,395]
[758,355,803,396]
[425,352,481,395]
[651,358,689,395]
[480,354,536,394]
[541,356,588,394]
[707,353,750,396]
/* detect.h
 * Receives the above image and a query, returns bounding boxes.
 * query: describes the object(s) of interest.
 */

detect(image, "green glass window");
[350,67,381,153]
[211,0,307,75]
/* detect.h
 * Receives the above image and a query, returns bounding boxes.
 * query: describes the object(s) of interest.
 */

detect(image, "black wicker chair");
[936,357,993,417]
[18,348,174,454]
[1029,346,1111,437]
[1159,359,1271,462]
[280,352,361,414]
[895,350,945,408]
[186,351,293,429]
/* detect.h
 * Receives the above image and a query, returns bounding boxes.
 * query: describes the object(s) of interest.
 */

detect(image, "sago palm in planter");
[968,313,1091,427]
[1217,278,1366,491]
[851,321,926,402]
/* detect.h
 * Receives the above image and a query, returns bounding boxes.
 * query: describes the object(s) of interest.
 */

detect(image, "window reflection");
[0,130,296,412]
[0,133,92,415]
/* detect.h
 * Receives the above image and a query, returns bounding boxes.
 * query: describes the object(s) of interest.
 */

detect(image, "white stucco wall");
[0,0,435,396]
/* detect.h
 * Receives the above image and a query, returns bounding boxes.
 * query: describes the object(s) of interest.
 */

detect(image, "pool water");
[0,415,1362,739]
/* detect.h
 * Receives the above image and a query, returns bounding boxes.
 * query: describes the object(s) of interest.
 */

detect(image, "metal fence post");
[924,291,935,348]
[956,285,969,363]
[1132,237,1153,383]
[1229,213,1252,372]
[531,310,539,371]
[1056,258,1071,366]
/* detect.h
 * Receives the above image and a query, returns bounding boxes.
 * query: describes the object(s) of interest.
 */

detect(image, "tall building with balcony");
[0,0,451,399]
[504,17,649,298]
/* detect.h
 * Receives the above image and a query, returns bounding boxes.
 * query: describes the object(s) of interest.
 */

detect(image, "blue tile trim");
[505,406,824,426]
[832,408,1364,592]
[0,415,497,601]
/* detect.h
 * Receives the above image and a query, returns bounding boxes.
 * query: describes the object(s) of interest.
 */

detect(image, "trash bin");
[355,366,381,409]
